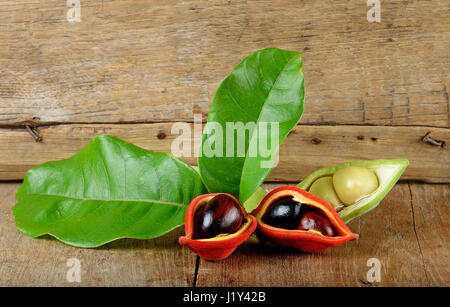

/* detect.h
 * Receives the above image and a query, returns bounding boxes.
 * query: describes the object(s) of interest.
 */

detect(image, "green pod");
[297,159,409,223]
[242,186,267,213]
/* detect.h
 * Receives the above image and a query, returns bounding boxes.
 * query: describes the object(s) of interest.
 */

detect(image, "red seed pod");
[252,186,358,253]
[179,193,257,261]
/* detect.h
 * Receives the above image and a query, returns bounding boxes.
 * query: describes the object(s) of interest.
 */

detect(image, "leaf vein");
[17,192,188,208]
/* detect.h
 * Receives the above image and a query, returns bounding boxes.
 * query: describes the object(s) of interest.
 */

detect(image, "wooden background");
[0,0,448,286]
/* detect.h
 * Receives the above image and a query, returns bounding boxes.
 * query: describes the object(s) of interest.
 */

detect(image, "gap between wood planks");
[193,256,200,287]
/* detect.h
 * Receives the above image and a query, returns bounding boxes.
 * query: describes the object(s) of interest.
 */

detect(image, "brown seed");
[299,210,335,237]
[193,194,244,239]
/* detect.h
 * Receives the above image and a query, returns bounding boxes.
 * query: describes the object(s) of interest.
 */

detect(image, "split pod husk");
[298,159,409,223]
[180,187,358,260]
[251,186,358,253]
[179,193,257,261]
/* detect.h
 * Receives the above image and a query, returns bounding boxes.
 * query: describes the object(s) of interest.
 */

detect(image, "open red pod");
[252,186,358,253]
[179,193,257,261]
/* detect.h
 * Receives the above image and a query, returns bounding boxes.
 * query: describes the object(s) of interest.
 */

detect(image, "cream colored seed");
[332,166,379,205]
[309,176,344,211]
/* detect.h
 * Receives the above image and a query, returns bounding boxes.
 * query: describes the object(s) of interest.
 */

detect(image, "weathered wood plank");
[0,124,448,182]
[0,0,448,126]
[195,183,438,286]
[409,183,449,286]
[0,182,446,286]
[0,183,196,286]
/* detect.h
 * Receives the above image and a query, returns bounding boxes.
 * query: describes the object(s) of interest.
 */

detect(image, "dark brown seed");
[262,196,303,230]
[299,210,335,237]
[193,194,244,239]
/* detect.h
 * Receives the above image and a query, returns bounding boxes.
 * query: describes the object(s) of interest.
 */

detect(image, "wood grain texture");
[0,0,448,126]
[1,182,447,286]
[409,183,449,286]
[195,183,449,287]
[0,123,448,182]
[0,183,196,286]
[0,0,448,288]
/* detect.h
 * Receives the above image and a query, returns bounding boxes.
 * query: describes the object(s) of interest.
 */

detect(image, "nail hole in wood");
[157,132,167,140]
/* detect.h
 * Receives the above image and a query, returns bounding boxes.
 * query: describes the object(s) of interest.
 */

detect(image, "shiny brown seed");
[193,194,244,239]
[298,210,335,237]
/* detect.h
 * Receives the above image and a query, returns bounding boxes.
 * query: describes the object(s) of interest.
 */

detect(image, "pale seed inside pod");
[332,166,379,205]
[308,176,344,211]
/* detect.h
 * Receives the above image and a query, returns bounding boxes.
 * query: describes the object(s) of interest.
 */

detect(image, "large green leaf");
[198,48,305,202]
[13,135,207,248]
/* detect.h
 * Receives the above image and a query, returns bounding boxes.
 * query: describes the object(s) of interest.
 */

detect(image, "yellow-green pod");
[297,159,409,223]
[243,186,267,213]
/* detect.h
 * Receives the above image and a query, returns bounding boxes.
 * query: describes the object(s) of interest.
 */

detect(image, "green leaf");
[13,135,207,248]
[198,48,305,203]
[297,159,409,223]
